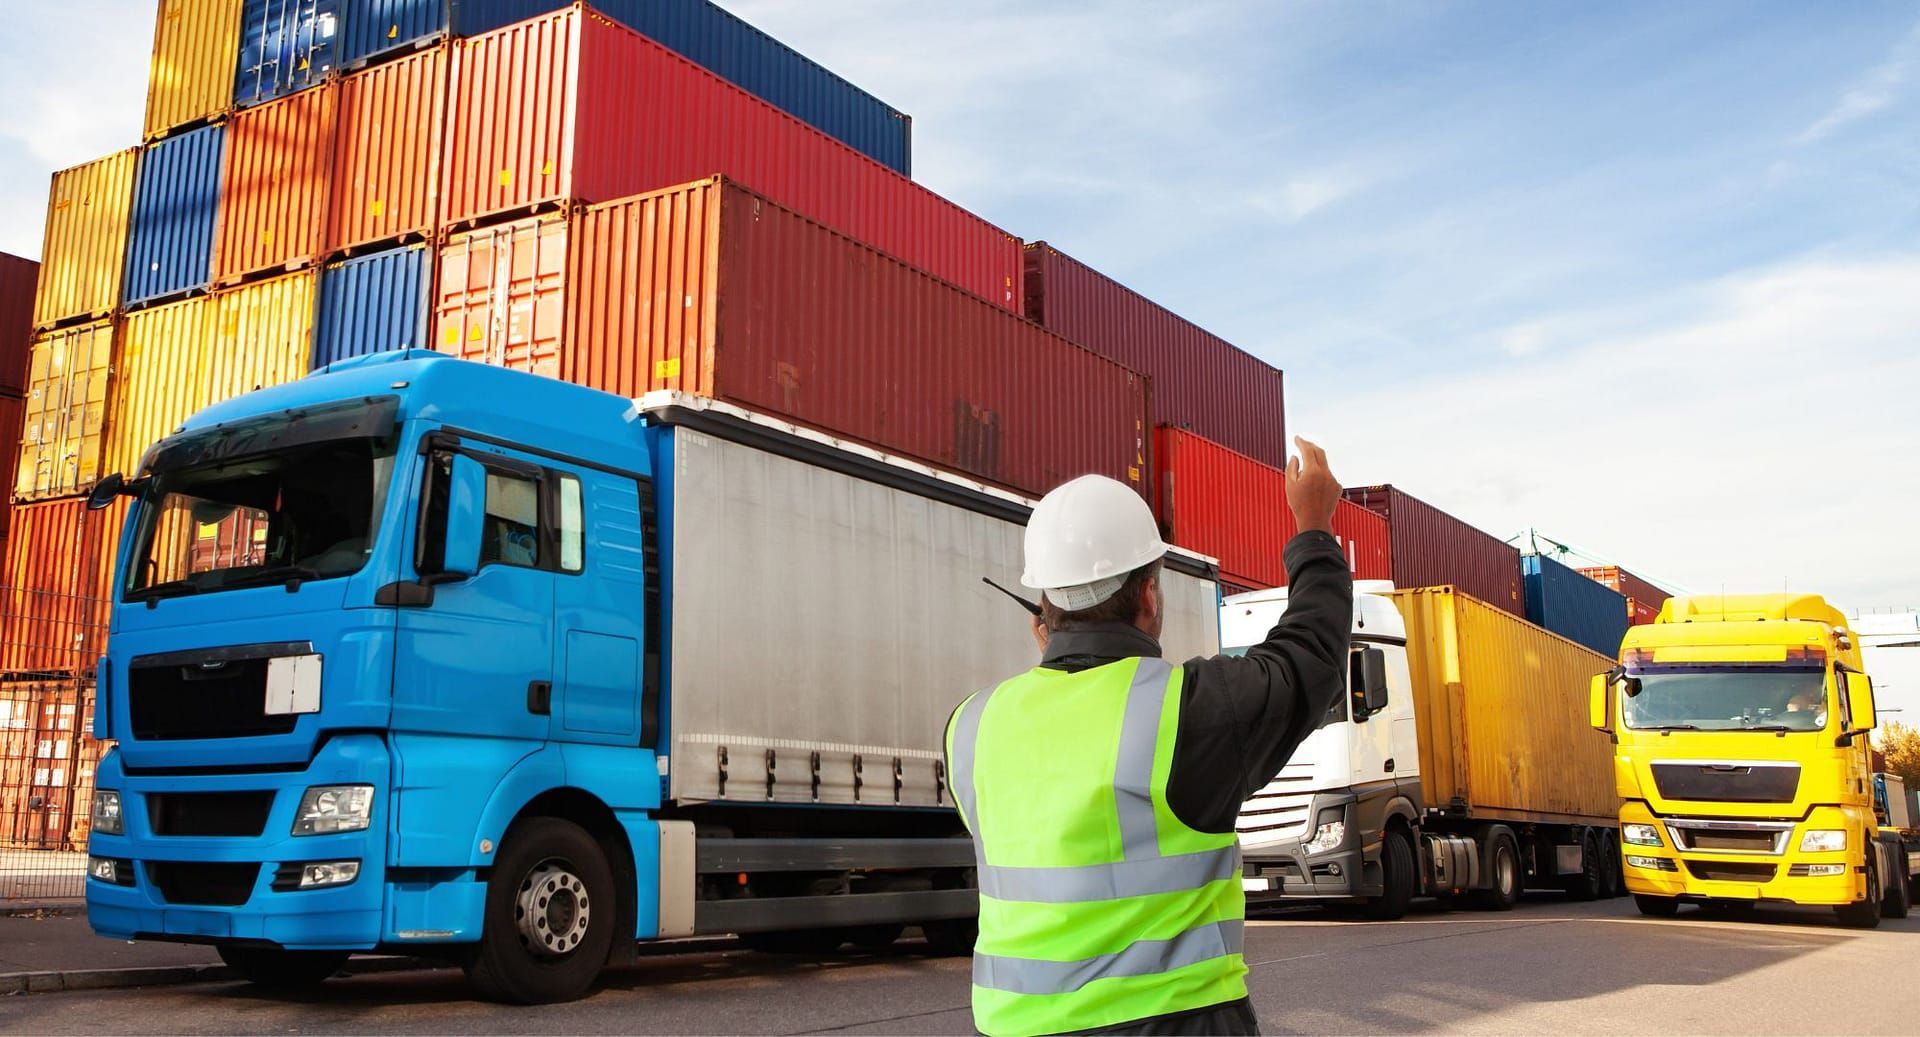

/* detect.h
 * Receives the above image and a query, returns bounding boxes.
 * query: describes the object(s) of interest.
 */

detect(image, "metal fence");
[1,585,108,902]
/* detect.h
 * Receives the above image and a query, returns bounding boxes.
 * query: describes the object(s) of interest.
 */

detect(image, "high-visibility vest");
[946,656,1247,1037]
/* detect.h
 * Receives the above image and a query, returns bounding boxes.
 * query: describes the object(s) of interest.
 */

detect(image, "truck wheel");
[1834,850,1883,930]
[1633,893,1679,917]
[920,916,977,956]
[1600,832,1624,898]
[1883,865,1912,920]
[465,817,617,1004]
[217,947,350,989]
[1470,828,1521,911]
[1562,830,1604,902]
[1363,829,1416,920]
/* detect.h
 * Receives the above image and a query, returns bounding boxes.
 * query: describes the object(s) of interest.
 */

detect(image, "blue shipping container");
[124,126,225,307]
[343,0,911,175]
[312,244,431,367]
[236,0,341,107]
[1523,554,1631,658]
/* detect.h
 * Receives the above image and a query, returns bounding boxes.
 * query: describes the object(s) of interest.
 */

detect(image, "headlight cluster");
[1621,823,1662,847]
[90,790,123,836]
[1799,829,1846,853]
[292,785,374,835]
[1302,808,1346,855]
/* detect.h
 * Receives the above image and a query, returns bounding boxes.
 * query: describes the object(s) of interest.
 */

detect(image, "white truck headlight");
[1303,820,1347,855]
[90,790,123,836]
[292,785,374,835]
[1621,823,1661,847]
[1799,829,1847,853]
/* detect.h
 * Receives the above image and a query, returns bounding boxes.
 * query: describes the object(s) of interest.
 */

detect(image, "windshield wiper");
[1742,724,1796,736]
[1645,724,1701,735]
[126,580,199,602]
[219,564,325,592]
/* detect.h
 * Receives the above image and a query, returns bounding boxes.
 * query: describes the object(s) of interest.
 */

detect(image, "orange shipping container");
[0,499,119,678]
[213,84,337,285]
[433,215,566,380]
[34,151,139,330]
[329,45,448,254]
[14,321,114,502]
[143,0,243,141]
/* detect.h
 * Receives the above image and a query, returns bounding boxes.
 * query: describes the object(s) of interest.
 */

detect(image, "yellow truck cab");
[1589,594,1910,926]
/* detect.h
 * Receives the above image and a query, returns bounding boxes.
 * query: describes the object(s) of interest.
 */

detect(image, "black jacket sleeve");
[1165,530,1354,834]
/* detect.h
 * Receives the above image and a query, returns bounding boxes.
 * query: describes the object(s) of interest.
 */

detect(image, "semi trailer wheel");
[1633,893,1679,917]
[465,817,617,1004]
[217,946,350,989]
[1563,830,1604,902]
[1883,864,1912,920]
[1471,828,1521,911]
[1362,829,1416,920]
[1600,832,1624,898]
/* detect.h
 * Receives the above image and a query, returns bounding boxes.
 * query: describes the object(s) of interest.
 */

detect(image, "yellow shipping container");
[34,151,139,331]
[105,296,214,478]
[144,0,243,141]
[204,271,315,404]
[14,320,114,500]
[1389,586,1619,825]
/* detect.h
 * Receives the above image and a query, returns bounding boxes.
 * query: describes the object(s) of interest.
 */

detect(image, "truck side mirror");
[1352,647,1389,719]
[86,472,143,511]
[440,454,488,580]
[1843,670,1876,741]
[1589,673,1610,732]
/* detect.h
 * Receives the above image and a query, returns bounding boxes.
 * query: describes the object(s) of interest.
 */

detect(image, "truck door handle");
[527,681,552,716]
[1384,758,1395,773]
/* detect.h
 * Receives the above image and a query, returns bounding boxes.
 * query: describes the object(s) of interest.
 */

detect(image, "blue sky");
[2,1,1917,611]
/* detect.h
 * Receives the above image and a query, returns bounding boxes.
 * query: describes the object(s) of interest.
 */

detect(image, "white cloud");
[1247,172,1364,224]
[1293,253,1920,611]
[1796,20,1920,143]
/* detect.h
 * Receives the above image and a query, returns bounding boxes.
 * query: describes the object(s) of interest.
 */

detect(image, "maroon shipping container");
[1025,242,1286,469]
[442,6,1022,310]
[1344,484,1524,616]
[0,254,36,392]
[1157,427,1390,589]
[1576,565,1671,627]
[562,177,1148,500]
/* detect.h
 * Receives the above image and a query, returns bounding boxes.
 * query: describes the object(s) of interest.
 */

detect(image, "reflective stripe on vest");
[974,918,1245,996]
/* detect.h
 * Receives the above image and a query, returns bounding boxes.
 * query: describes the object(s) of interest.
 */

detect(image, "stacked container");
[0,254,36,540]
[1343,484,1526,617]
[1576,565,1672,627]
[1522,554,1631,657]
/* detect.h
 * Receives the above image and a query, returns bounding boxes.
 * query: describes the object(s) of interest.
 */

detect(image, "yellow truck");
[1589,594,1910,926]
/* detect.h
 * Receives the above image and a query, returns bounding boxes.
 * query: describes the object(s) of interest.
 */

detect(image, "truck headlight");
[292,785,374,835]
[1799,829,1847,853]
[1303,819,1346,855]
[90,790,123,836]
[1621,823,1661,847]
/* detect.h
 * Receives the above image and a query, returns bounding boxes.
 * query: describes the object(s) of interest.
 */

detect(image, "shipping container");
[124,125,224,307]
[0,680,94,850]
[234,0,340,108]
[314,244,431,366]
[33,151,139,330]
[514,178,1146,499]
[1025,242,1286,469]
[0,393,22,534]
[213,83,337,284]
[205,271,318,403]
[1344,484,1525,617]
[144,0,244,140]
[1389,586,1619,825]
[433,215,564,378]
[328,44,445,252]
[0,255,35,391]
[1575,564,1671,627]
[1522,554,1630,657]
[340,0,912,175]
[105,297,214,479]
[1155,427,1390,590]
[442,8,1016,309]
[13,322,114,502]
[0,498,118,678]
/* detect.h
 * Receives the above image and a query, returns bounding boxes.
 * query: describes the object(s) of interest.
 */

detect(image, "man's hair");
[1039,560,1162,631]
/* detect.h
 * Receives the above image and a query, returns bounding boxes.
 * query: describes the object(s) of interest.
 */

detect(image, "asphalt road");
[5,895,1916,1034]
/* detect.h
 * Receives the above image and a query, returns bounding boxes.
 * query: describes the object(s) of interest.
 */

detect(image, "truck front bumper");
[85,734,390,951]
[1619,801,1864,907]
[1241,794,1375,900]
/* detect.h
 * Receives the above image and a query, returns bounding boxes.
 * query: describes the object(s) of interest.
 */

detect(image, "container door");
[546,463,657,749]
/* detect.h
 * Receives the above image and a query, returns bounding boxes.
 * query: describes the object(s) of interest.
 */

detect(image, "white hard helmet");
[1021,474,1169,610]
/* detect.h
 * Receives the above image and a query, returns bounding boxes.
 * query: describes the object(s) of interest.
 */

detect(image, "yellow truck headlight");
[1799,829,1847,853]
[1621,823,1662,847]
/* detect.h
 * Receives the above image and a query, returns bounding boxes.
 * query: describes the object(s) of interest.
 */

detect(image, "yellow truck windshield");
[1621,665,1828,732]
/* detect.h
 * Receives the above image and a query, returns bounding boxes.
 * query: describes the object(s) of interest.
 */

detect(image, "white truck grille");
[1236,771,1316,843]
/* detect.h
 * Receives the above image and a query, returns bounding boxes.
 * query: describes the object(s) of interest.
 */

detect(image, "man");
[947,437,1351,1036]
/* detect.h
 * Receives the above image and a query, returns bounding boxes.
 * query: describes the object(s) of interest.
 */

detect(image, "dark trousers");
[1061,996,1262,1036]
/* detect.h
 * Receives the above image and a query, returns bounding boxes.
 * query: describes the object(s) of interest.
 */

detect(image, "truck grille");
[1684,861,1776,883]
[146,792,275,837]
[1677,828,1781,853]
[145,861,261,906]
[1237,772,1314,841]
[1651,762,1799,804]
[128,646,304,741]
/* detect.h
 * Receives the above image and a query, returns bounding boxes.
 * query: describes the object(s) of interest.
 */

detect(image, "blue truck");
[81,351,1222,1002]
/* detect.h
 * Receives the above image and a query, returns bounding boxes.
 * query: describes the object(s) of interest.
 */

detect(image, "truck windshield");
[1620,665,1829,732]
[125,437,396,599]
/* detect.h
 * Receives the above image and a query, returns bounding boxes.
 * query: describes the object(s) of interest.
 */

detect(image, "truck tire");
[1600,832,1624,898]
[1470,828,1522,911]
[217,947,350,989]
[465,817,617,1004]
[1362,829,1416,921]
[1834,848,1883,930]
[1634,893,1679,917]
[1883,861,1912,920]
[1562,830,1604,902]
[920,917,977,956]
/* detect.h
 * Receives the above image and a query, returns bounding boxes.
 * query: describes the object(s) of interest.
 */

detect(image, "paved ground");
[3,895,1916,1034]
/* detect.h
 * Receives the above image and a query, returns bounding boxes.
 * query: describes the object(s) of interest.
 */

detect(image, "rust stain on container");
[329,44,448,253]
[143,0,243,141]
[34,151,139,330]
[14,321,114,501]
[213,83,337,285]
[433,214,567,380]
[106,296,215,478]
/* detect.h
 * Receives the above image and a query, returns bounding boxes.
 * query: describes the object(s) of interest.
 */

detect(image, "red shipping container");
[559,177,1147,500]
[1576,565,1671,626]
[0,254,35,392]
[214,82,338,284]
[1343,484,1525,616]
[1156,427,1390,589]
[329,45,448,253]
[0,392,23,537]
[0,498,119,677]
[441,6,1021,311]
[434,214,567,380]
[1025,243,1286,469]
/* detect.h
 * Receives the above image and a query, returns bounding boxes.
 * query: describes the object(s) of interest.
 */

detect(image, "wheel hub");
[516,862,591,957]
